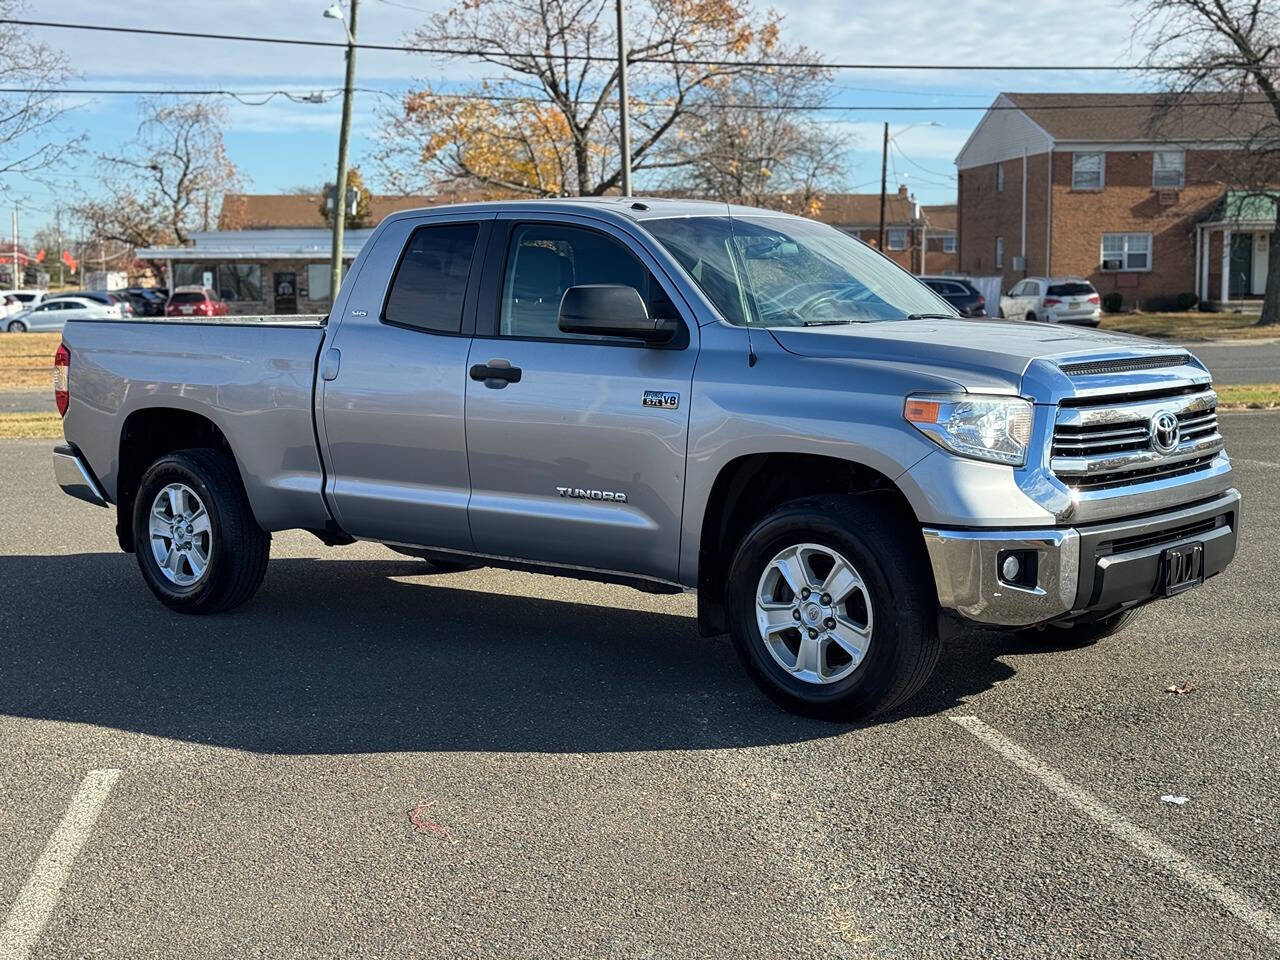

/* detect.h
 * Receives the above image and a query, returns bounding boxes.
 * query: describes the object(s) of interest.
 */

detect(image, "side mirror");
[558,284,677,344]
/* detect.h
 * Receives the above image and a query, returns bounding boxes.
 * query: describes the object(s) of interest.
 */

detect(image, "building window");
[887,227,907,250]
[996,162,1004,193]
[307,263,330,302]
[1101,233,1152,271]
[216,264,262,302]
[995,236,1004,269]
[941,235,957,254]
[1152,150,1185,188]
[171,263,262,301]
[1072,152,1105,190]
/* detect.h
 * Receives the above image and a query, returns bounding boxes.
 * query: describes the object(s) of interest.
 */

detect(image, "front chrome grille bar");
[1050,388,1222,491]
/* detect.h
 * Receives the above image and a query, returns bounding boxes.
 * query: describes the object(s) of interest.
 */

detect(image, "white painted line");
[1235,458,1280,470]
[0,769,121,960]
[950,716,1280,947]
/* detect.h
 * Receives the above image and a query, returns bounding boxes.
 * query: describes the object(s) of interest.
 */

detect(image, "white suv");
[1000,277,1101,326]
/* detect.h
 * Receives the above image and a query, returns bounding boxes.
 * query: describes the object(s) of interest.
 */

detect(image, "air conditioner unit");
[1012,255,1026,271]
[1102,258,1123,271]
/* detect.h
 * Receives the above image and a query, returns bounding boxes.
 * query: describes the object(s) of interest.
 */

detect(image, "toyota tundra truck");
[50,199,1242,719]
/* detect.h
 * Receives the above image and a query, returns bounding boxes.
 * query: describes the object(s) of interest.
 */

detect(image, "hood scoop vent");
[1059,354,1191,378]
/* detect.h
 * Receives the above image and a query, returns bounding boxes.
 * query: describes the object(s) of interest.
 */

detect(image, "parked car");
[46,290,135,318]
[1000,277,1101,326]
[919,276,986,317]
[7,295,120,332]
[8,290,46,312]
[165,286,228,318]
[52,198,1240,721]
[121,287,167,317]
[3,294,21,317]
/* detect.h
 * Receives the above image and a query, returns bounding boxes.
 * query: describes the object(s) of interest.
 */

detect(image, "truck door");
[463,215,698,583]
[318,213,492,551]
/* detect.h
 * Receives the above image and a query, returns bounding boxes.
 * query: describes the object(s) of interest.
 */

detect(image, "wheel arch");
[694,452,921,637]
[115,407,240,553]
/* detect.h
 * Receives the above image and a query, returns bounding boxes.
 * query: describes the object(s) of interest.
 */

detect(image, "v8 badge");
[642,390,680,410]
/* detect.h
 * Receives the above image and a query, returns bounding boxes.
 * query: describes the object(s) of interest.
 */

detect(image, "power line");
[5,85,1277,115]
[9,18,1277,71]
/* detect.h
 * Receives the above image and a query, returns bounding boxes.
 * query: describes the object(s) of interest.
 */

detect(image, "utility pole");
[55,206,63,288]
[877,122,888,252]
[616,0,632,196]
[327,0,359,306]
[11,209,18,292]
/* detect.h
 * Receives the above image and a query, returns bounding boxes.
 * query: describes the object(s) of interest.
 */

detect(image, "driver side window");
[499,223,677,341]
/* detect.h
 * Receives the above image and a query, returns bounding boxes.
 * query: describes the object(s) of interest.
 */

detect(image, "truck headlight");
[904,394,1033,467]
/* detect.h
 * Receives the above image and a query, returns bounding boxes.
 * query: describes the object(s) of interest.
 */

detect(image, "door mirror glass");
[558,284,676,344]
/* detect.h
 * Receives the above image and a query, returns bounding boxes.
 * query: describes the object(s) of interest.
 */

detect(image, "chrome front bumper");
[923,489,1241,627]
[53,444,108,507]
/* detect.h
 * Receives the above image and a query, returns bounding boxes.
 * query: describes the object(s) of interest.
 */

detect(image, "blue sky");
[3,0,1160,235]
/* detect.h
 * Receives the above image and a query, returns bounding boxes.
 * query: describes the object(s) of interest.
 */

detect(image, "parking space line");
[0,769,121,960]
[950,716,1280,947]
[1235,458,1280,470]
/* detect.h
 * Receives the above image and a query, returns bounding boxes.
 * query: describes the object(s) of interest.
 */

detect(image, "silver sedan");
[5,296,121,333]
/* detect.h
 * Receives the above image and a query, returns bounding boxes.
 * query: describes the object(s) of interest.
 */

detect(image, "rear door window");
[383,222,479,334]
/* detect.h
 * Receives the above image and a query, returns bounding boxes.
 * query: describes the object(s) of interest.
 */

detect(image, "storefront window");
[171,263,262,301]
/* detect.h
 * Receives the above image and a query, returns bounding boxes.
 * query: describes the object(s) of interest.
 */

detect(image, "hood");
[768,318,1175,393]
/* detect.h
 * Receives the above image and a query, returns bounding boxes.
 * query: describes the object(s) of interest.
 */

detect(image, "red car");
[165,286,228,318]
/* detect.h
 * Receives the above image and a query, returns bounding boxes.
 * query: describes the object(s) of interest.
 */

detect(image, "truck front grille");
[1050,387,1222,492]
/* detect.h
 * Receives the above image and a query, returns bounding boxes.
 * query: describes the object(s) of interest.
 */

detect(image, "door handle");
[470,359,522,386]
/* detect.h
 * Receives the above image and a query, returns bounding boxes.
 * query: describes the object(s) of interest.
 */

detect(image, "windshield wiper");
[801,318,864,326]
[904,313,960,321]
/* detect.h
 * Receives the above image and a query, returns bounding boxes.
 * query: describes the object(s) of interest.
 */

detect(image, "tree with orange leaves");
[375,0,847,201]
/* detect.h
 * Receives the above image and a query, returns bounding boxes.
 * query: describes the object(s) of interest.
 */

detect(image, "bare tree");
[374,0,843,200]
[72,98,242,277]
[1137,0,1280,324]
[669,65,849,211]
[0,1,79,188]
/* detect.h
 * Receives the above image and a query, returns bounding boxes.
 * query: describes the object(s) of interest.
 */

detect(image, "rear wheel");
[1025,311,1038,323]
[132,448,270,614]
[725,494,940,721]
[6,319,26,333]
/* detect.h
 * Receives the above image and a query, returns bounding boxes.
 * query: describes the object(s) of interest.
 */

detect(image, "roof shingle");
[1002,92,1276,142]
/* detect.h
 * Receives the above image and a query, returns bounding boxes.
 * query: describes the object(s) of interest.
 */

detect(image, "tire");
[6,320,26,333]
[1025,311,1038,323]
[725,494,941,721]
[132,448,270,614]
[1032,608,1143,647]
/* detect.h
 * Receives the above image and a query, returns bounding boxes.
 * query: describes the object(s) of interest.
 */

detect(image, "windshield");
[642,215,954,327]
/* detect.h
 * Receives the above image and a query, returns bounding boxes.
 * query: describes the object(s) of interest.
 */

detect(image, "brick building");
[920,204,958,275]
[956,92,1277,310]
[815,187,924,272]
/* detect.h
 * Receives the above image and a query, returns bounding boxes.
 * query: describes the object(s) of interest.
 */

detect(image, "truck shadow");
[0,553,1028,753]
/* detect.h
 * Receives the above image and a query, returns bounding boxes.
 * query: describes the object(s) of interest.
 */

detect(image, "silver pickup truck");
[51,198,1241,719]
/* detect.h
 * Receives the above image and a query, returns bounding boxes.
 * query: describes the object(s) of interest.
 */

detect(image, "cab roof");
[377,196,808,227]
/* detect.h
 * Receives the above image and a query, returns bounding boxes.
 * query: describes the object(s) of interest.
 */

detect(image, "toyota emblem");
[1149,410,1180,454]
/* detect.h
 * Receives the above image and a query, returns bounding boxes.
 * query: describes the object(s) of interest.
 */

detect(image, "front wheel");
[6,320,26,333]
[132,448,270,614]
[725,494,941,721]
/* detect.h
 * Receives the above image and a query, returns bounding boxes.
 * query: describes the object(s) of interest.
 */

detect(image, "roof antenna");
[727,205,757,367]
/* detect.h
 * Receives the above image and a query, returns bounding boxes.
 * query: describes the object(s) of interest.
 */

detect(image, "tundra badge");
[557,487,628,503]
[643,390,680,410]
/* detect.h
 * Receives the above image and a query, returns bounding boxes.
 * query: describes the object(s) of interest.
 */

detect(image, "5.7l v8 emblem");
[643,390,680,410]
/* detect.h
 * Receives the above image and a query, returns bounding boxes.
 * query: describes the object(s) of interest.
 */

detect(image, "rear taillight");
[53,342,69,417]
[1043,298,1062,307]
[976,296,985,308]
[1088,294,1101,304]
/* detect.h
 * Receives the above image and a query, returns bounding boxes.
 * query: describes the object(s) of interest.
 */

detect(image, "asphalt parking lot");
[1,414,1278,959]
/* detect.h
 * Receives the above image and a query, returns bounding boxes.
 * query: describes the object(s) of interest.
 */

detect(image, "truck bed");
[60,317,332,533]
